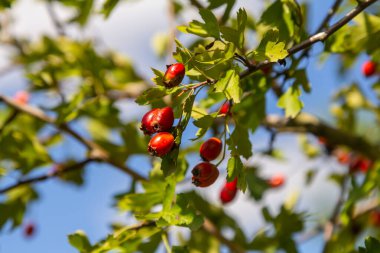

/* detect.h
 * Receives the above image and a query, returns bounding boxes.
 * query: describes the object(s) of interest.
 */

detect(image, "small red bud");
[219,101,231,116]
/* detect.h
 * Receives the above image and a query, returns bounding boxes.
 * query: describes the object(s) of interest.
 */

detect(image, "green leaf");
[228,125,252,159]
[135,86,180,105]
[101,0,121,18]
[359,237,380,253]
[233,89,266,132]
[192,112,218,140]
[179,9,220,39]
[277,85,303,118]
[227,156,247,192]
[252,29,288,62]
[246,168,270,201]
[68,230,92,252]
[215,69,242,103]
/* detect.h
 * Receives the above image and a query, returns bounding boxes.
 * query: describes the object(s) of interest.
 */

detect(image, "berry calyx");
[148,132,175,157]
[362,61,376,77]
[191,162,219,187]
[140,107,174,135]
[220,178,238,204]
[23,222,36,238]
[13,91,30,104]
[219,101,231,116]
[199,137,222,161]
[163,63,185,88]
[268,173,285,188]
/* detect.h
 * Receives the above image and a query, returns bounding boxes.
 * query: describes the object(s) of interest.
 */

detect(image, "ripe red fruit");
[370,211,380,227]
[220,178,238,204]
[163,63,185,88]
[148,132,175,157]
[333,149,351,165]
[140,107,174,135]
[23,222,36,238]
[219,101,231,116]
[199,137,222,161]
[349,155,372,173]
[13,91,30,104]
[268,173,285,188]
[192,162,219,187]
[362,61,376,77]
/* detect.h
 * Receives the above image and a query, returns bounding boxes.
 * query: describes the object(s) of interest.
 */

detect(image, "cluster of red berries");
[141,107,175,157]
[362,60,378,77]
[333,149,373,173]
[318,137,373,173]
[192,137,222,187]
[139,63,187,156]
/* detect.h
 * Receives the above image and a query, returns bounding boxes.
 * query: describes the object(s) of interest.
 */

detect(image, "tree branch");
[262,113,380,160]
[0,158,93,194]
[239,0,378,78]
[202,218,245,253]
[0,94,147,181]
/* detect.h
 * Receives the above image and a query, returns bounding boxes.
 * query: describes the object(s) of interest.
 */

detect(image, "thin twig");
[202,218,245,253]
[262,113,380,160]
[239,0,378,79]
[0,158,93,194]
[46,2,66,36]
[0,94,146,181]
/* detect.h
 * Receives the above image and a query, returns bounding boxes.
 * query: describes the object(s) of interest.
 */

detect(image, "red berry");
[268,173,285,188]
[148,132,175,157]
[219,101,231,116]
[140,107,174,135]
[14,91,30,104]
[220,178,238,204]
[370,211,380,227]
[333,149,351,165]
[140,108,160,135]
[362,61,376,77]
[23,222,36,238]
[163,63,185,88]
[191,162,219,187]
[349,155,372,173]
[199,137,222,161]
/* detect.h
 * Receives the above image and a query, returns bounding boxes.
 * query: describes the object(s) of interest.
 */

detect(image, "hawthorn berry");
[191,162,219,187]
[163,63,185,88]
[220,178,238,204]
[349,155,372,173]
[370,211,380,227]
[148,132,174,157]
[13,91,30,104]
[268,173,285,188]
[332,149,350,165]
[199,137,222,161]
[140,107,174,135]
[23,222,36,238]
[362,61,376,77]
[219,101,231,116]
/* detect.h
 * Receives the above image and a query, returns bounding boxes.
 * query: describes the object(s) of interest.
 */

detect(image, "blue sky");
[0,0,378,252]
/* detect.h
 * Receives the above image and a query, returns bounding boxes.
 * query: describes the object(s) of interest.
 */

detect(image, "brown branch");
[0,94,146,181]
[202,218,245,253]
[239,0,378,79]
[46,2,66,36]
[262,113,380,160]
[0,158,93,194]
[315,0,345,33]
